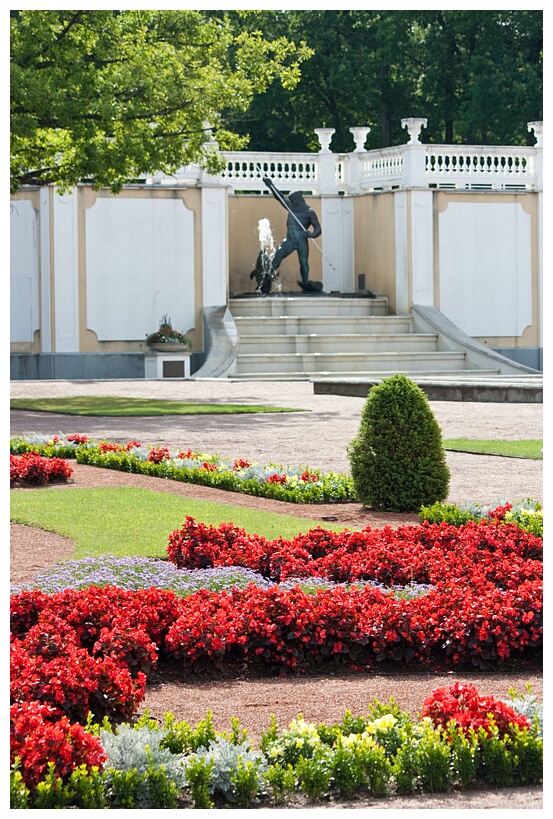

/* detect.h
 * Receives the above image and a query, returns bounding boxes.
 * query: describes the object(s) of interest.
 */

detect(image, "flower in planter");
[145,314,192,348]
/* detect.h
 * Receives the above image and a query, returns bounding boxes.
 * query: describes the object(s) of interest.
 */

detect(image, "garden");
[10,377,543,808]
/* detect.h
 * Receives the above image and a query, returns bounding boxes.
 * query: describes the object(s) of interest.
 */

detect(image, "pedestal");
[144,352,191,379]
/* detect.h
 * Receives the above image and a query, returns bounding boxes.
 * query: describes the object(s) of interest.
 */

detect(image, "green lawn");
[10,396,305,416]
[443,439,542,460]
[10,486,345,560]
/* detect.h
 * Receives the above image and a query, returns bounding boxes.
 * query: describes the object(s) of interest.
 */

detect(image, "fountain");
[249,218,279,295]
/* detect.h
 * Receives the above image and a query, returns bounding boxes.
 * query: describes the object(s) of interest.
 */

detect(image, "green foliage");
[99,724,187,788]
[448,726,480,789]
[419,501,475,526]
[414,725,453,792]
[330,738,391,797]
[508,725,543,784]
[420,498,543,537]
[183,756,215,809]
[295,747,332,800]
[264,763,296,804]
[505,685,543,736]
[10,9,311,193]
[160,711,218,755]
[264,715,323,768]
[33,764,106,809]
[230,759,264,807]
[348,374,450,512]
[187,736,266,803]
[329,744,367,797]
[226,10,541,151]
[391,741,418,794]
[12,703,543,807]
[104,765,178,809]
[362,743,392,796]
[477,726,515,786]
[260,713,280,754]
[10,760,30,808]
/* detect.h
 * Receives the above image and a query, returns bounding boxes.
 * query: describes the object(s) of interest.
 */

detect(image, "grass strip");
[10,397,304,417]
[443,439,542,460]
[10,486,345,560]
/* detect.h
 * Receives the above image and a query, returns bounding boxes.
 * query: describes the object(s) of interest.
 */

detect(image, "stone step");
[233,350,470,375]
[229,295,389,318]
[237,333,439,355]
[233,315,413,336]
[231,368,502,381]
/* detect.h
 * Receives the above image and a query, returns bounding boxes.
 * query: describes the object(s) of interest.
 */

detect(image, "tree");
[10,9,311,193]
[226,10,418,152]
[402,10,542,145]
[347,375,450,513]
[224,10,542,151]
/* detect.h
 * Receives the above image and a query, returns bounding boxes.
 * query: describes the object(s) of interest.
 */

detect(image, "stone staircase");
[228,295,503,380]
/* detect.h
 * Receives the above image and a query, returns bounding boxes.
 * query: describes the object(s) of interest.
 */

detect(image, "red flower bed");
[11,637,146,724]
[10,700,107,791]
[10,588,182,725]
[10,452,73,487]
[163,580,541,674]
[421,681,531,737]
[167,516,542,587]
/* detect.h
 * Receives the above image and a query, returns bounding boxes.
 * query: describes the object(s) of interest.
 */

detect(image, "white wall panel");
[10,199,39,343]
[53,191,79,351]
[202,187,227,307]
[86,198,195,340]
[411,190,434,305]
[321,197,354,292]
[439,202,531,337]
[394,191,408,314]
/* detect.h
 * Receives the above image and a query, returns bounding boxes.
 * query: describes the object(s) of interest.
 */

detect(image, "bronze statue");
[263,178,322,291]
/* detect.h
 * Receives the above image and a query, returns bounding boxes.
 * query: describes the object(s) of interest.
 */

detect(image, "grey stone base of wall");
[11,352,205,381]
[312,377,542,403]
[492,347,542,372]
[10,353,146,381]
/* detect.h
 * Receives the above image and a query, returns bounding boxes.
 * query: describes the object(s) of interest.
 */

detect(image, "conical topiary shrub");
[347,374,450,512]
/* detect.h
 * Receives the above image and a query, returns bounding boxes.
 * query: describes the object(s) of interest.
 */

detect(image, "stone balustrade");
[145,119,542,194]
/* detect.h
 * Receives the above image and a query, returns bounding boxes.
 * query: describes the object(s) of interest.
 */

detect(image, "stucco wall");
[11,186,204,356]
[353,193,397,309]
[11,183,541,373]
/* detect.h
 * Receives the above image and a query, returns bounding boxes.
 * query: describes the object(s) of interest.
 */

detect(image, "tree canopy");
[11,9,542,193]
[10,9,311,193]
[227,10,542,152]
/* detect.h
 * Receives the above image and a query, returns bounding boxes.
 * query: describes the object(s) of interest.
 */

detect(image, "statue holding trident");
[262,177,323,292]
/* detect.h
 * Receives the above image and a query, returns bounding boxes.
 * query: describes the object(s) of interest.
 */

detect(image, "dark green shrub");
[105,765,178,808]
[10,761,30,808]
[506,725,543,785]
[477,728,515,786]
[347,374,450,512]
[296,748,332,800]
[33,764,107,809]
[264,763,296,804]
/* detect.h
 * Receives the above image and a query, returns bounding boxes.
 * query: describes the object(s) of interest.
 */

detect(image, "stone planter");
[147,343,191,353]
